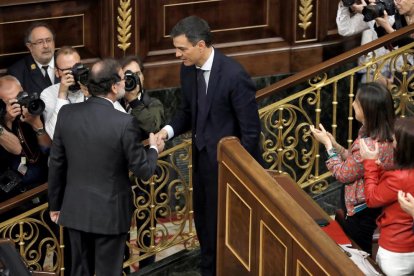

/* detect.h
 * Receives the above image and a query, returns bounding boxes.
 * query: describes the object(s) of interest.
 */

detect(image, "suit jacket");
[7,55,59,95]
[48,97,158,235]
[170,49,262,165]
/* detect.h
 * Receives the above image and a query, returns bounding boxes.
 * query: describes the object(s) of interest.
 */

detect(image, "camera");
[69,63,89,91]
[362,0,396,22]
[124,70,142,93]
[16,91,45,115]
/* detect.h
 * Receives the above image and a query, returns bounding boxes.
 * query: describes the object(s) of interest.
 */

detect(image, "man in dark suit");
[8,22,59,95]
[48,58,164,276]
[156,16,262,276]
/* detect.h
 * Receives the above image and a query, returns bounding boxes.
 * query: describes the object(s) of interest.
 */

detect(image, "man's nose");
[175,49,182,58]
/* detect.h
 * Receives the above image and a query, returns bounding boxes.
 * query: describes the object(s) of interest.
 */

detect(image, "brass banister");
[256,23,414,101]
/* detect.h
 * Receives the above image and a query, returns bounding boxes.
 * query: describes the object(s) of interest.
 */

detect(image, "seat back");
[0,239,31,276]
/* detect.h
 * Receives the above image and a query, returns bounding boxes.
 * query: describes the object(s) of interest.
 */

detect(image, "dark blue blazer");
[48,97,158,234]
[7,55,59,95]
[170,49,262,165]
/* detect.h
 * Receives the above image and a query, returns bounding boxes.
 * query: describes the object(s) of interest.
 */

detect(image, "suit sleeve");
[363,159,401,208]
[230,68,261,156]
[48,108,68,211]
[123,117,158,180]
[169,65,193,136]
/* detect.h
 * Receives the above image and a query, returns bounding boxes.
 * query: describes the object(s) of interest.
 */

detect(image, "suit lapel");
[190,67,198,128]
[198,51,220,127]
[25,56,49,92]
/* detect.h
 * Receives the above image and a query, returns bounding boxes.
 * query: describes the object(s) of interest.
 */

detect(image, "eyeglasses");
[29,38,54,47]
[56,66,72,72]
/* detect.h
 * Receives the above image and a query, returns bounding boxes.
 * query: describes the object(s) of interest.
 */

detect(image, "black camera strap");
[15,120,40,164]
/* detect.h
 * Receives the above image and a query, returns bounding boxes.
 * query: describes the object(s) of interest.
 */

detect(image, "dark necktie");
[41,65,52,86]
[195,69,207,150]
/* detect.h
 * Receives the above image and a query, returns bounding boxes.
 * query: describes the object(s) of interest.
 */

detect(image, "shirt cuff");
[163,125,174,140]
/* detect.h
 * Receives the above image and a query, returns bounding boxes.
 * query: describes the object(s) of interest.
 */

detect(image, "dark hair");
[393,117,414,169]
[24,21,55,44]
[170,16,212,47]
[356,82,395,142]
[87,58,121,96]
[119,55,144,73]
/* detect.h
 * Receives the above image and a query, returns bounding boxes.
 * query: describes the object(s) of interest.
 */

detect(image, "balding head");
[0,76,23,102]
[87,58,122,96]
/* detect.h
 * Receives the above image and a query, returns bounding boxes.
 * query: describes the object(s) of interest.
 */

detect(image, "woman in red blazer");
[360,117,414,275]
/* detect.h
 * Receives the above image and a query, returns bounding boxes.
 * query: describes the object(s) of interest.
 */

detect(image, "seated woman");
[310,82,395,254]
[360,117,414,275]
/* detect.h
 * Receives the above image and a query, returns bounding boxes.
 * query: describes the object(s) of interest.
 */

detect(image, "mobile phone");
[315,218,330,227]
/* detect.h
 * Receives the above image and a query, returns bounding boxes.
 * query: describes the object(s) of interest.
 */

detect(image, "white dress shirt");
[41,83,86,138]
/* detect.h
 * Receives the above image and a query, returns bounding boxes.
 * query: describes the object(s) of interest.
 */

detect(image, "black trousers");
[193,148,218,276]
[67,228,127,276]
[341,207,381,255]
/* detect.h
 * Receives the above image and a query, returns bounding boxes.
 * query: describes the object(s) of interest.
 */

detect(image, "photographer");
[120,56,164,139]
[374,0,414,48]
[337,0,394,83]
[40,46,90,138]
[119,56,165,270]
[0,75,50,199]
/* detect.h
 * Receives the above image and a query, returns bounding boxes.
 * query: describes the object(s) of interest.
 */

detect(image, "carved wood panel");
[0,0,356,89]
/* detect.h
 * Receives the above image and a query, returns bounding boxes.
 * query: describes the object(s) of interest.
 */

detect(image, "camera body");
[363,0,396,22]
[124,70,142,93]
[16,91,45,115]
[69,63,89,91]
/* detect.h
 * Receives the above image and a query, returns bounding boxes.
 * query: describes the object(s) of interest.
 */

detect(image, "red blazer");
[363,160,414,253]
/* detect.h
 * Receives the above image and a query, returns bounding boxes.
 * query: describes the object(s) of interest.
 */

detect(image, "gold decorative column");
[298,0,313,38]
[117,0,132,53]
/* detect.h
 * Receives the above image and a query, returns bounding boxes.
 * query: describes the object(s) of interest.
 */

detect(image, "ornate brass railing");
[1,28,414,275]
[259,41,414,194]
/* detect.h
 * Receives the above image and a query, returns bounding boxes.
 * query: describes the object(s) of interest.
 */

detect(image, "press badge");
[17,156,28,175]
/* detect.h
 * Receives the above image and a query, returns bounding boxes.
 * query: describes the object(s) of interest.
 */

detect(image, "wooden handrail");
[256,23,414,101]
[0,183,48,215]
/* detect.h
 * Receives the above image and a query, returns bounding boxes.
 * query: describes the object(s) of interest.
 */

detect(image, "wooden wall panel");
[217,137,365,276]
[0,0,359,90]
[0,0,109,67]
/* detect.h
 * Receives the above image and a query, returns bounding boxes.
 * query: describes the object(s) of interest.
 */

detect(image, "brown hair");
[393,117,414,169]
[356,82,395,142]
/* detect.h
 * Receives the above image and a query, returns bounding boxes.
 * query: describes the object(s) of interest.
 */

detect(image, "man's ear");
[26,43,32,53]
[197,40,206,50]
[111,83,118,95]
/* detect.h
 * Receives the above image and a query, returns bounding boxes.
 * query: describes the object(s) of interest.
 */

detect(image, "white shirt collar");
[198,47,214,71]
[97,96,126,113]
[34,56,55,71]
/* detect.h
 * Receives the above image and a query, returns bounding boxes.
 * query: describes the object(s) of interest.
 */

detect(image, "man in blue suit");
[156,16,262,276]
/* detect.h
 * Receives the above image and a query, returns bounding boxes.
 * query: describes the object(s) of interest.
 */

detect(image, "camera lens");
[27,99,45,115]
[124,70,138,92]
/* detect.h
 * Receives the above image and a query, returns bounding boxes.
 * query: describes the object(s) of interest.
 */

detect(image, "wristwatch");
[0,124,4,136]
[34,127,46,136]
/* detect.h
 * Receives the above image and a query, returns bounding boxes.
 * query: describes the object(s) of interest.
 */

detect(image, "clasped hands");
[149,129,168,154]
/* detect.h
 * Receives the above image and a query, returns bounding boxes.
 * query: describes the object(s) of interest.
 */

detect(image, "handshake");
[148,129,169,154]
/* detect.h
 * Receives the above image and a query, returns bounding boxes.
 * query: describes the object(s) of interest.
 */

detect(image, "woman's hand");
[398,191,414,218]
[310,123,333,149]
[359,138,379,160]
